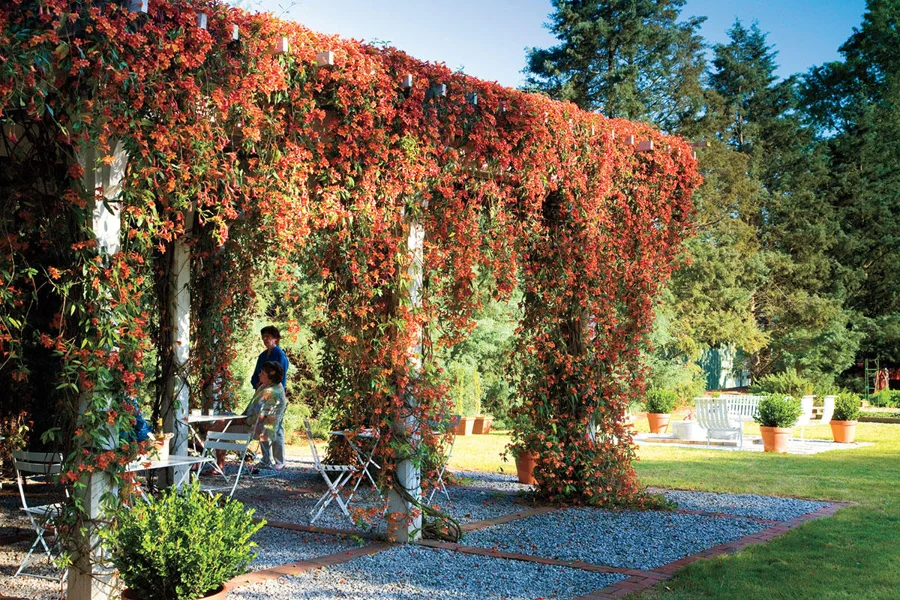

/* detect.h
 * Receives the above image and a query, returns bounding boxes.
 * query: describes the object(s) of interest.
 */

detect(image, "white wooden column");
[161,211,193,487]
[387,218,424,542]
[68,140,127,600]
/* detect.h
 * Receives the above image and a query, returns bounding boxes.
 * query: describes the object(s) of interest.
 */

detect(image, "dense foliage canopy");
[0,0,699,536]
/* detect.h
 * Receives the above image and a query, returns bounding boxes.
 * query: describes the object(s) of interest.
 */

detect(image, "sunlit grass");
[448,421,900,599]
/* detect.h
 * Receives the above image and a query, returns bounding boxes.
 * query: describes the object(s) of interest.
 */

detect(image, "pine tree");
[524,0,706,131]
[803,0,900,363]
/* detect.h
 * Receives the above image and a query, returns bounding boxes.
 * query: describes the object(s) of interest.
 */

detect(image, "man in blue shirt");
[251,325,290,469]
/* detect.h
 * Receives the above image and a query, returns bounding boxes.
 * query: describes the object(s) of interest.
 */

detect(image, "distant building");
[699,346,751,391]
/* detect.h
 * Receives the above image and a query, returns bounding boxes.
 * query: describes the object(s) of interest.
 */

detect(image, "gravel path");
[462,507,767,570]
[655,489,830,521]
[227,544,626,600]
[250,527,361,571]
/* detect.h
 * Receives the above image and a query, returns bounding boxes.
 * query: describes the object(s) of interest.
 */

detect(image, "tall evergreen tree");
[524,0,706,131]
[710,20,856,381]
[803,0,900,363]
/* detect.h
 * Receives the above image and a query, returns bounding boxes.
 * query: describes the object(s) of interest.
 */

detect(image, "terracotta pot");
[646,413,671,434]
[759,426,792,453]
[123,585,227,600]
[472,416,493,434]
[515,451,536,484]
[830,420,858,444]
[455,416,475,436]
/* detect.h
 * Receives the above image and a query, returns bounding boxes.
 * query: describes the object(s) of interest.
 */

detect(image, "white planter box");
[672,420,706,441]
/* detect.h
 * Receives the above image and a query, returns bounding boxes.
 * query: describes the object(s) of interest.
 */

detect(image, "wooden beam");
[316,51,334,66]
[626,135,635,145]
[636,140,653,152]
[690,141,709,148]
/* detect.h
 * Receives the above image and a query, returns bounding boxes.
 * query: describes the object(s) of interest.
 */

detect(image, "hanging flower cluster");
[0,0,699,536]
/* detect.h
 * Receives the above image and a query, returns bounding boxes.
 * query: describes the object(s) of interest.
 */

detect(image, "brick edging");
[462,505,562,531]
[574,501,852,599]
[260,518,387,541]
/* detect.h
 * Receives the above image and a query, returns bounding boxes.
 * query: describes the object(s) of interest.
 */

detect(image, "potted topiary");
[830,392,861,443]
[644,389,677,434]
[754,394,802,453]
[107,481,264,599]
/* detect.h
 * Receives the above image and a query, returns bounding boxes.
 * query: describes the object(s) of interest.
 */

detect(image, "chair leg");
[311,471,355,524]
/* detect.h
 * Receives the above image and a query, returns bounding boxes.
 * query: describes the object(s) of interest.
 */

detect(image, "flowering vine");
[0,0,699,552]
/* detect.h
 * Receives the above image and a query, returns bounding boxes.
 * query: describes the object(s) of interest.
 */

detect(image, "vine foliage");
[0,0,699,553]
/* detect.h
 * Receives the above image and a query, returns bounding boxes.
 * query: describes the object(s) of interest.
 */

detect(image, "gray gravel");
[449,470,533,493]
[250,527,362,571]
[655,489,830,522]
[463,507,767,570]
[227,544,625,600]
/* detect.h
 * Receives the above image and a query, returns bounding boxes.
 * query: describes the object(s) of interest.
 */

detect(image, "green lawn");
[449,422,900,599]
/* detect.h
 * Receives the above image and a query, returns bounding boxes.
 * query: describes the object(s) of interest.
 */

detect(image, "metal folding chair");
[11,451,67,581]
[427,414,460,504]
[303,420,359,524]
[198,425,254,499]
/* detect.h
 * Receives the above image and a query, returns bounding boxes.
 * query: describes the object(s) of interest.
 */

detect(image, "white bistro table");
[126,454,213,501]
[329,428,382,496]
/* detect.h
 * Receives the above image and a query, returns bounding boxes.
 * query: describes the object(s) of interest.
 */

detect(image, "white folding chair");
[199,427,254,499]
[796,395,815,439]
[303,420,358,524]
[11,451,67,581]
[427,414,460,504]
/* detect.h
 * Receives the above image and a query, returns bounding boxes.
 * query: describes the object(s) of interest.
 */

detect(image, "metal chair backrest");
[304,420,322,468]
[820,395,836,425]
[11,452,63,511]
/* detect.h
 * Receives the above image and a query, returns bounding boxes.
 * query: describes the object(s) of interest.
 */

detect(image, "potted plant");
[511,446,537,484]
[754,394,802,453]
[830,392,861,443]
[107,481,264,599]
[644,389,677,434]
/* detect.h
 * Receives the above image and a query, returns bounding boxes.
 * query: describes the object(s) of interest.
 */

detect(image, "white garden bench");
[694,395,762,450]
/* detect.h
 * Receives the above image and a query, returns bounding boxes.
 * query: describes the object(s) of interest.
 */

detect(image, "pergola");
[0,1,701,598]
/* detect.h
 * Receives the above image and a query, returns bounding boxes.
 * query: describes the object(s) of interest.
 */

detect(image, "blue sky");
[254,0,867,88]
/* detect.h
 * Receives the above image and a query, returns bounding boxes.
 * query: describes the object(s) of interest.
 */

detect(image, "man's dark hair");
[260,325,280,341]
[261,361,284,385]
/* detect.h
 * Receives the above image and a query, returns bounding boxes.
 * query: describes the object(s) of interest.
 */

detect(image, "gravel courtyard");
[0,460,838,600]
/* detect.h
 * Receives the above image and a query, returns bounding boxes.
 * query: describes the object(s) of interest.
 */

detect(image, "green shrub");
[869,390,900,408]
[750,369,816,398]
[107,481,263,600]
[833,393,861,421]
[645,389,677,414]
[755,394,802,428]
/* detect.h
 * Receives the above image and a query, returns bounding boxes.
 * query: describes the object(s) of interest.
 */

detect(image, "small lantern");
[196,12,207,29]
[275,36,289,55]
[466,92,478,106]
[428,84,447,99]
[626,135,635,145]
[232,24,240,41]
[316,51,334,66]
[401,74,414,89]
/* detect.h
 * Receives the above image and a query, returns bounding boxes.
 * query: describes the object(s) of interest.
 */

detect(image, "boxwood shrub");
[645,389,677,414]
[755,394,802,428]
[107,481,264,600]
[834,392,861,422]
